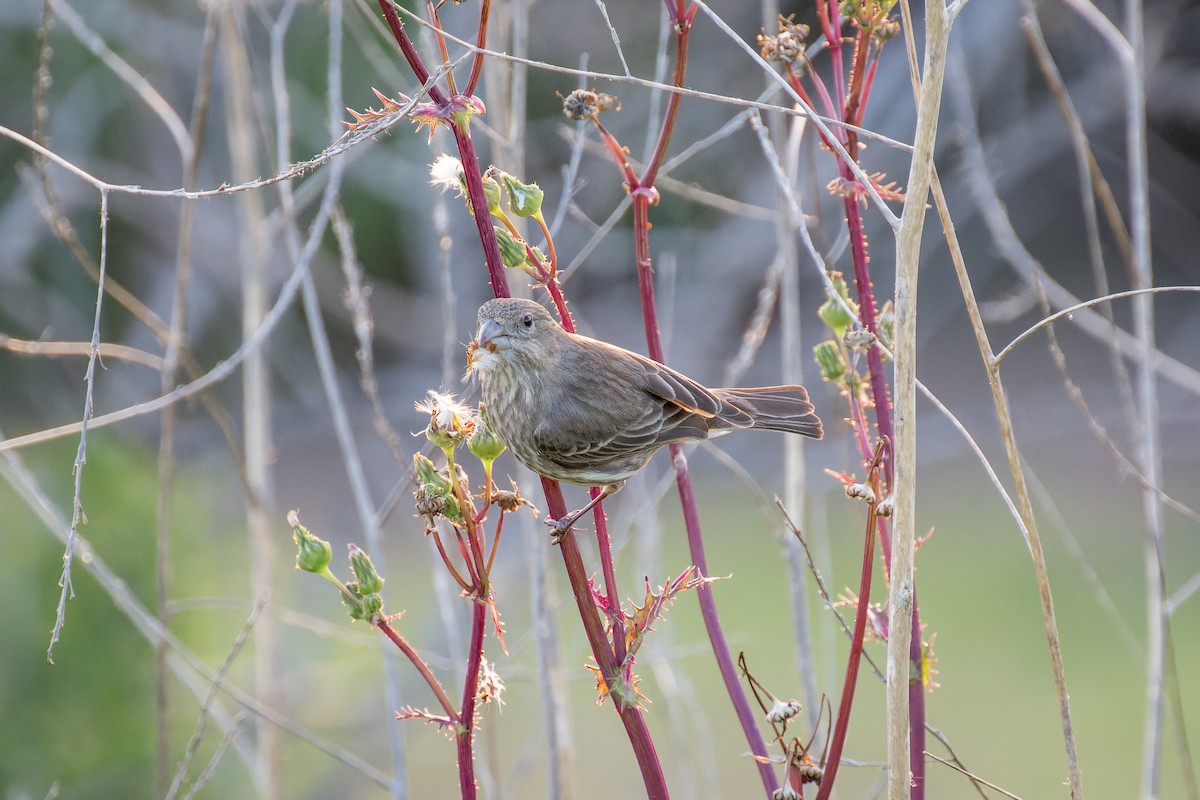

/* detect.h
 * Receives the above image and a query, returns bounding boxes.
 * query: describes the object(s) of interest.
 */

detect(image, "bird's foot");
[545,513,585,543]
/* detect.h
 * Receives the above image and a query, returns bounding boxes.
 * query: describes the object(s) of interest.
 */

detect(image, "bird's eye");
[521,314,534,329]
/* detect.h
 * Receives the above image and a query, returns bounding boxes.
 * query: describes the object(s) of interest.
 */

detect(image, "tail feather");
[716,385,823,439]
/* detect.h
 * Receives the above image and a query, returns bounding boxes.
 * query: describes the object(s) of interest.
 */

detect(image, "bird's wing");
[630,351,755,429]
[530,402,664,472]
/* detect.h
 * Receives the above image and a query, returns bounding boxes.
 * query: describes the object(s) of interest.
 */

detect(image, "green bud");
[425,425,459,453]
[342,581,368,621]
[482,172,503,216]
[502,174,544,218]
[414,453,452,493]
[814,340,847,382]
[876,300,895,351]
[360,592,384,619]
[495,227,529,270]
[348,544,384,595]
[818,272,858,340]
[468,406,507,466]
[290,511,332,574]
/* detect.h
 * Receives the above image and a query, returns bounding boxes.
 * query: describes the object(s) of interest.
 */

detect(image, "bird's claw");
[545,514,583,543]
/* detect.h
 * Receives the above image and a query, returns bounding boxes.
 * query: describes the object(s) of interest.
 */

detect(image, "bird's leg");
[547,482,624,543]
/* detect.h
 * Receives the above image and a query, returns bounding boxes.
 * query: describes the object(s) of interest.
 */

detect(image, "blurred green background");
[2,0,1199,798]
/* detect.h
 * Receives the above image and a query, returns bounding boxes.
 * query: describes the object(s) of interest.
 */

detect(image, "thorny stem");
[590,486,627,664]
[374,0,508,296]
[376,617,459,721]
[455,599,489,800]
[815,451,882,800]
[485,510,505,575]
[616,4,778,795]
[376,0,446,104]
[541,478,670,800]
[793,3,925,793]
[426,1,459,96]
[463,0,491,97]
[431,528,473,591]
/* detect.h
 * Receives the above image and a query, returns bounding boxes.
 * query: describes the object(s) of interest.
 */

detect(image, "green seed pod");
[501,174,544,218]
[814,340,847,383]
[291,514,333,574]
[348,544,384,596]
[468,406,507,466]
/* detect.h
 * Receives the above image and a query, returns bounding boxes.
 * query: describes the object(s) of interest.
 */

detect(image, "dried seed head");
[766,698,803,724]
[562,88,619,121]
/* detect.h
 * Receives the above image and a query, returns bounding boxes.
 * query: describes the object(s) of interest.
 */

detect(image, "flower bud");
[481,171,503,216]
[414,453,453,494]
[342,582,368,621]
[360,592,384,619]
[468,406,506,466]
[348,544,384,595]
[813,340,847,382]
[501,174,544,218]
[818,272,858,339]
[290,512,333,574]
[494,227,530,270]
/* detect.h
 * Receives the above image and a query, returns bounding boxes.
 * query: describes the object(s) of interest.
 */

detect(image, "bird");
[467,297,823,534]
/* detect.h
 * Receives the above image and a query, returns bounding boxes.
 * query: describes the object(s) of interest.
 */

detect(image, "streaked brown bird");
[468,298,823,532]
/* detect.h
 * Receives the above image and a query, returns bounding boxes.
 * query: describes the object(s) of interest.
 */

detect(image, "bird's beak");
[476,318,505,351]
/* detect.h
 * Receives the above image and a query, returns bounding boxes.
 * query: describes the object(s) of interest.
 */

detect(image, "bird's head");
[467,298,562,375]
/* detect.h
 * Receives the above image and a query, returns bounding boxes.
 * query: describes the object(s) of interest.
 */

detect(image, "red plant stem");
[431,529,472,591]
[842,30,870,130]
[824,14,922,793]
[376,618,458,720]
[588,486,627,664]
[858,56,881,126]
[374,0,507,296]
[485,510,505,574]
[426,1,459,96]
[592,120,638,189]
[814,471,879,800]
[452,122,510,298]
[623,6,778,795]
[632,147,780,800]
[455,599,489,800]
[841,188,893,460]
[825,1,847,114]
[908,585,926,794]
[541,478,669,800]
[535,215,558,271]
[641,6,695,187]
[454,528,481,585]
[376,0,446,105]
[463,0,491,97]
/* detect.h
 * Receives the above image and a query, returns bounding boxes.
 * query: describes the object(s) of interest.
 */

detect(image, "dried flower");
[758,15,809,64]
[766,698,802,724]
[561,88,619,121]
[429,154,466,196]
[843,328,877,353]
[416,390,476,453]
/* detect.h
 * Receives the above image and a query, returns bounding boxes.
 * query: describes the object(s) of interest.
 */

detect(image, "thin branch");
[48,186,108,663]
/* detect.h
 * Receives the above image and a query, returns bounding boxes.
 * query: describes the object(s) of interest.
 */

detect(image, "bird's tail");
[715,386,823,439]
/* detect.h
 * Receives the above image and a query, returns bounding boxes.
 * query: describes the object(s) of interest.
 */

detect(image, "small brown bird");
[468,298,823,532]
